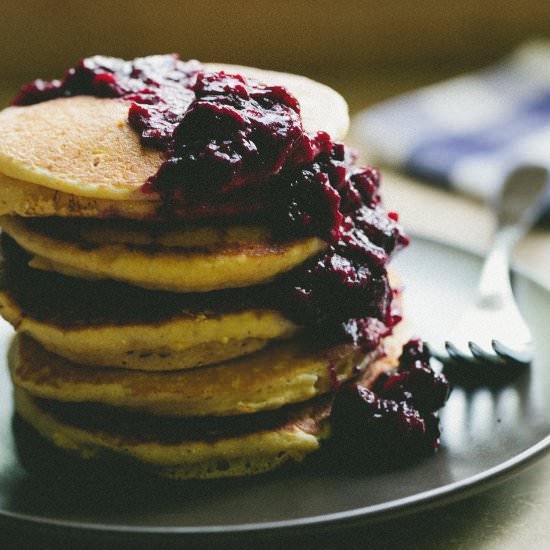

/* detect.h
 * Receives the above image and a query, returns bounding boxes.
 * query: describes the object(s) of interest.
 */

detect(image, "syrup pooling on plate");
[11,54,408,350]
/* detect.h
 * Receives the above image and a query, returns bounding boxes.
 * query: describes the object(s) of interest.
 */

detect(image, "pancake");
[0,235,402,371]
[0,233,298,369]
[0,215,326,292]
[13,335,398,480]
[1,298,295,370]
[14,387,332,479]
[205,64,349,146]
[1,59,411,481]
[0,297,296,370]
[9,329,405,417]
[0,172,161,220]
[0,97,162,201]
[0,64,349,204]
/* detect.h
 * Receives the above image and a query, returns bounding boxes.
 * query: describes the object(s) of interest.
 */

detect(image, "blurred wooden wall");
[1,0,550,82]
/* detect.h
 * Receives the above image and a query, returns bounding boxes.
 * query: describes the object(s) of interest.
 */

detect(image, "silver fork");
[433,165,549,379]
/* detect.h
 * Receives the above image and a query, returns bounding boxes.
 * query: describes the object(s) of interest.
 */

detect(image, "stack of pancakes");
[0,64,405,479]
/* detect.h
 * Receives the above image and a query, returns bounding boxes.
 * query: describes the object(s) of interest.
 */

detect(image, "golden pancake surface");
[0,215,325,292]
[11,330,402,479]
[0,172,160,220]
[14,387,332,480]
[0,64,348,205]
[0,233,299,369]
[9,334,392,417]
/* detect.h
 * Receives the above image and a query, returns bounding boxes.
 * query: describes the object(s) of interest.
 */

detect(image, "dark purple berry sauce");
[12,55,203,149]
[142,71,305,199]
[12,55,409,350]
[332,339,451,460]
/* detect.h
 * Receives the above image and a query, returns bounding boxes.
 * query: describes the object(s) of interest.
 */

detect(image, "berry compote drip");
[332,339,451,460]
[12,54,202,148]
[12,55,409,350]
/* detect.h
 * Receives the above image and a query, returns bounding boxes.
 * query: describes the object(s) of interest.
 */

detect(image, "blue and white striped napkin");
[352,41,550,211]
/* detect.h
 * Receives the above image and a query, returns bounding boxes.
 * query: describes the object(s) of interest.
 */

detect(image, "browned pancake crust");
[9,334,388,416]
[0,233,286,327]
[0,70,348,203]
[28,392,333,445]
[14,387,332,479]
[0,215,325,292]
[12,337,402,479]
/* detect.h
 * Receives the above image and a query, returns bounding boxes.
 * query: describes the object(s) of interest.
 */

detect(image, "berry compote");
[12,54,409,351]
[332,339,451,461]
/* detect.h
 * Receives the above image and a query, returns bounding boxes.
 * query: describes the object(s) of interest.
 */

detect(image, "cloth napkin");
[352,41,550,211]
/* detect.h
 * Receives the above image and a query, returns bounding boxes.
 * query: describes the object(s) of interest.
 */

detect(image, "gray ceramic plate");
[0,234,549,542]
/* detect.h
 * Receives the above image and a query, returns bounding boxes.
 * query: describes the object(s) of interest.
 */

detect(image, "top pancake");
[0,64,349,202]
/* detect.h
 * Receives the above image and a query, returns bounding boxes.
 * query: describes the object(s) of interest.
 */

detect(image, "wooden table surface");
[1,68,550,549]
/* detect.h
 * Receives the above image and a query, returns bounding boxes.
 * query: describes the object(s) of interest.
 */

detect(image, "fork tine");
[440,350,485,386]
[445,341,470,363]
[429,345,448,364]
[468,341,505,366]
[492,340,532,366]
[440,340,521,387]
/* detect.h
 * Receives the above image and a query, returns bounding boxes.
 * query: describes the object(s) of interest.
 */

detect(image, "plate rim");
[1,232,550,537]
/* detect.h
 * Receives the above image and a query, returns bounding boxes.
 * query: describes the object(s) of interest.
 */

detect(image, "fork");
[432,165,549,382]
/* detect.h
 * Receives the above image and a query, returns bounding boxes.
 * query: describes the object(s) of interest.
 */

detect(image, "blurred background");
[1,0,550,110]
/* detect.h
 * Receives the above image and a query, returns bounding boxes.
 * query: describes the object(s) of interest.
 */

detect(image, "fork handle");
[476,225,522,309]
[477,165,549,310]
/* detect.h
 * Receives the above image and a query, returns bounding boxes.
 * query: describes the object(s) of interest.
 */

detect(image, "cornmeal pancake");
[0,172,160,220]
[0,233,298,369]
[0,215,326,292]
[0,64,348,204]
[0,236,402,371]
[14,387,333,479]
[9,329,406,417]
[0,295,295,371]
[205,64,349,146]
[1,57,412,482]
